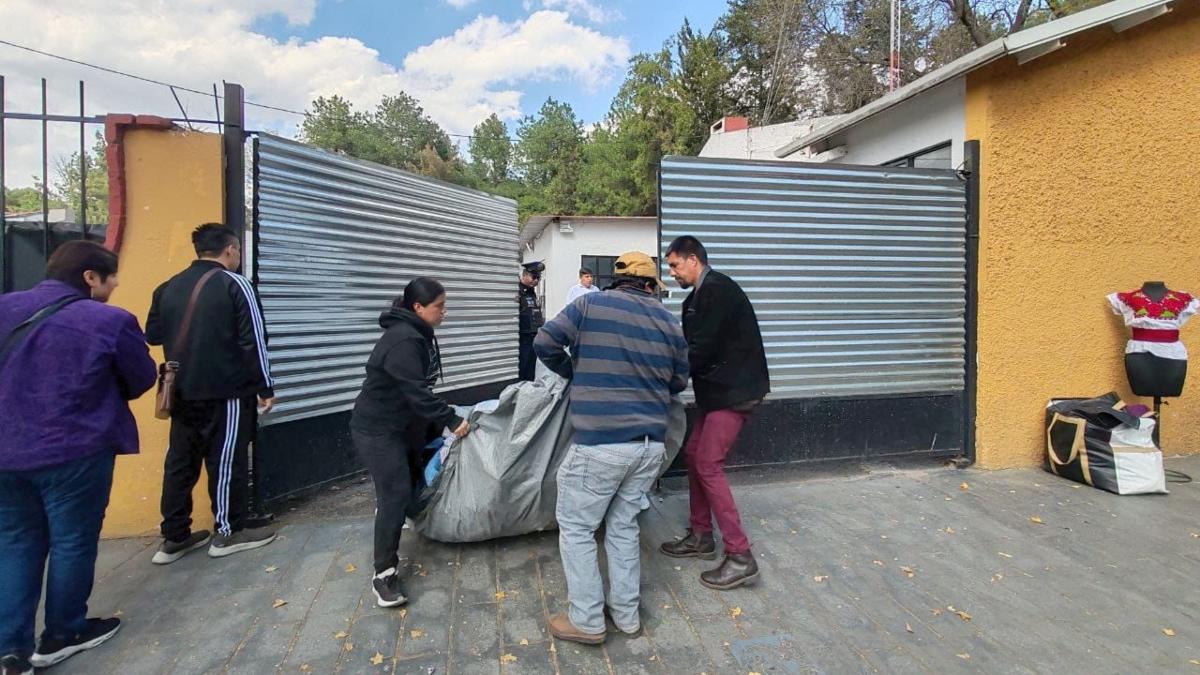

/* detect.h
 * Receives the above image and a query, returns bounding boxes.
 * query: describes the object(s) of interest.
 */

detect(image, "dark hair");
[398,277,446,311]
[666,236,708,265]
[192,223,239,257]
[579,267,593,276]
[610,275,655,291]
[46,240,118,295]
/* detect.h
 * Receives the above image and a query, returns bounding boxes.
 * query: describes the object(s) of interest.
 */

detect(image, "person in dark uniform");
[518,261,545,381]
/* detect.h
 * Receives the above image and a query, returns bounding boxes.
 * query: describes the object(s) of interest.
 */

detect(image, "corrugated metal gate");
[248,134,519,500]
[659,155,968,462]
[252,134,519,426]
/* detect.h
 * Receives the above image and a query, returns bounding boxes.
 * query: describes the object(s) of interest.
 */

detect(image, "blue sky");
[249,0,728,130]
[0,0,729,185]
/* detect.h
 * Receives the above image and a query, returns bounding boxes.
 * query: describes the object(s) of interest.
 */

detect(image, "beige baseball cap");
[614,251,666,289]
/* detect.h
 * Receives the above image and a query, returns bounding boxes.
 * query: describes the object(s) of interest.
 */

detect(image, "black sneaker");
[0,655,32,675]
[372,568,408,608]
[31,617,121,668]
[151,530,212,565]
[208,527,277,558]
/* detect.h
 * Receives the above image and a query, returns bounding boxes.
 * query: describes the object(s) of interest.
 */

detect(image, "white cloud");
[0,0,629,187]
[443,0,477,7]
[540,0,622,23]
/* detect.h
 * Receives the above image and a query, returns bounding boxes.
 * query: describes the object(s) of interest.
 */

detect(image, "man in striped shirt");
[534,251,688,645]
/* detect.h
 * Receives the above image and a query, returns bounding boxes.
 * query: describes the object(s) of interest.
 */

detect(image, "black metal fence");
[0,76,111,292]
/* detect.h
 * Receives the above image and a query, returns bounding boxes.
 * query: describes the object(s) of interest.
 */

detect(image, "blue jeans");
[556,439,665,634]
[0,451,115,658]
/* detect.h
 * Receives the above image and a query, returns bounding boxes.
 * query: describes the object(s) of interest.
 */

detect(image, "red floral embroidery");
[1118,290,1194,319]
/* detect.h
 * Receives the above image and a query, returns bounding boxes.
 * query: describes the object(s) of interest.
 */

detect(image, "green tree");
[372,93,456,172]
[469,114,513,185]
[576,125,645,216]
[514,98,584,218]
[4,186,58,214]
[673,21,736,154]
[300,95,378,159]
[52,132,109,224]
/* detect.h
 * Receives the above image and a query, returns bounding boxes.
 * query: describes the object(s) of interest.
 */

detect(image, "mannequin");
[1108,282,1199,445]
[1123,282,1188,395]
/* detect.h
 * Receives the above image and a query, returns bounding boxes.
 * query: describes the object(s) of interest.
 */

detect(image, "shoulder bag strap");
[0,295,86,370]
[169,267,222,363]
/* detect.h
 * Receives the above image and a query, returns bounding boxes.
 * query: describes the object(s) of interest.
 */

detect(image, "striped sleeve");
[534,299,583,379]
[224,271,275,397]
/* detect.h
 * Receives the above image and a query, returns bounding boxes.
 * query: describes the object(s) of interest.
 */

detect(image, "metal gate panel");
[254,134,519,425]
[660,155,966,399]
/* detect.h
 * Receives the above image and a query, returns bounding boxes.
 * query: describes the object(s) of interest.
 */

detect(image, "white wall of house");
[521,216,658,317]
[823,77,966,168]
[700,121,814,160]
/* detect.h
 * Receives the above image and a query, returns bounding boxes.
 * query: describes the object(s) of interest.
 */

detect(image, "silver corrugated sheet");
[659,155,966,399]
[253,134,519,425]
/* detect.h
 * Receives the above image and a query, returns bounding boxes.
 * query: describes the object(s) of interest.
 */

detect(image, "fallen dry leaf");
[905,623,914,633]
[649,655,658,661]
[494,591,508,601]
[300,664,312,673]
[265,565,279,573]
[931,608,943,616]
[1029,516,1044,525]
[272,599,288,609]
[998,552,1013,558]
[1191,532,1199,539]
[410,629,426,639]
[343,642,354,652]
[960,482,970,491]
[947,606,972,622]
[873,560,885,566]
[900,566,915,578]
[991,574,1004,583]
[1163,628,1176,637]
[731,607,743,618]
[549,643,557,654]
[1189,659,1200,666]
[944,497,953,501]
[958,653,971,660]
[814,575,829,582]
[943,527,956,534]
[370,652,385,666]
[519,639,530,646]
[417,570,428,577]
[335,630,350,639]
[790,529,798,535]
[345,563,357,573]
[501,653,518,664]
[399,609,408,619]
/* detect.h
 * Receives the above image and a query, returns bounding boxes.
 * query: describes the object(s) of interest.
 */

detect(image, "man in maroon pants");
[660,236,770,590]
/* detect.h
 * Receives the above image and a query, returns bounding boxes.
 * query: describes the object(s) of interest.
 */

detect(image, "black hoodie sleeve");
[382,337,463,431]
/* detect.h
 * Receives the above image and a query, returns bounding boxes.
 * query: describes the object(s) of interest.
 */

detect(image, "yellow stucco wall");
[104,128,225,537]
[967,5,1200,468]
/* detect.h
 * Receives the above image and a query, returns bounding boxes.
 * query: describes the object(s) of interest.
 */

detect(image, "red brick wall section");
[103,115,175,253]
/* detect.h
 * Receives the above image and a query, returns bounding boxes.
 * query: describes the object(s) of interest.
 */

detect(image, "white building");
[699,116,844,161]
[519,215,658,318]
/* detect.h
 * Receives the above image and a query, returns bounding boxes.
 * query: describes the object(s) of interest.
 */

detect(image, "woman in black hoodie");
[351,277,469,608]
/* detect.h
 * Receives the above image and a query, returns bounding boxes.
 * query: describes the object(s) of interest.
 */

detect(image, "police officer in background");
[518,261,545,381]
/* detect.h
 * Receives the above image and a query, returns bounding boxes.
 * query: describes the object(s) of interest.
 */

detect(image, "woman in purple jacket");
[0,241,157,675]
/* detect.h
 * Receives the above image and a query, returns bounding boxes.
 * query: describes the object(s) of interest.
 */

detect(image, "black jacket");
[518,283,544,336]
[682,269,770,411]
[146,260,274,401]
[351,307,464,448]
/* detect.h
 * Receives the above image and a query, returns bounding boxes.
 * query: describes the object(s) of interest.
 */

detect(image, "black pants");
[354,427,423,574]
[161,397,255,541]
[519,333,537,381]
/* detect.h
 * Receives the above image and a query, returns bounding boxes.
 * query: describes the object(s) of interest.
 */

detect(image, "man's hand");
[453,419,471,437]
[257,396,276,414]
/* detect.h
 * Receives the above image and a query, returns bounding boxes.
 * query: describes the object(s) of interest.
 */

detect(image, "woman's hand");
[453,419,471,437]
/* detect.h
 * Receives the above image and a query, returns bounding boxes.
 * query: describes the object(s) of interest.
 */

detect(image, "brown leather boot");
[548,612,606,645]
[700,552,760,590]
[660,530,717,560]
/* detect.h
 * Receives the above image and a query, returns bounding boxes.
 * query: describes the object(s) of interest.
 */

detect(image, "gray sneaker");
[208,527,276,558]
[151,531,212,565]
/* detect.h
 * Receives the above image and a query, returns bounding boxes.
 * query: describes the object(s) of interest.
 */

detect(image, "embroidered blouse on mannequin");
[1107,287,1200,360]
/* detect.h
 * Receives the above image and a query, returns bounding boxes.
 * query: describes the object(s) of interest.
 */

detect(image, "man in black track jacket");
[145,223,277,564]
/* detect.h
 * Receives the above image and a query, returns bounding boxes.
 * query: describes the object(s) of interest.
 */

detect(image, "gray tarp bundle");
[414,373,687,543]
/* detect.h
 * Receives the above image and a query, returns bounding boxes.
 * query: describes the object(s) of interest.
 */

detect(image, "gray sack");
[414,372,686,543]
